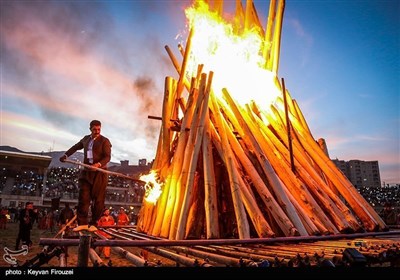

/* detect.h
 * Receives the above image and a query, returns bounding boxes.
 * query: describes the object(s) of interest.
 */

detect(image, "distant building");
[0,150,52,208]
[332,159,381,188]
[110,159,151,177]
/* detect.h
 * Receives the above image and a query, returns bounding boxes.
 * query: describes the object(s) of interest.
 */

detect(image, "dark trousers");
[77,171,108,226]
[15,227,32,250]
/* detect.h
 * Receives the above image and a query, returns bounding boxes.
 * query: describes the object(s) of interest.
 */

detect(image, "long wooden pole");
[202,110,220,239]
[221,88,307,235]
[176,72,213,240]
[258,109,361,231]
[282,78,295,173]
[154,78,199,237]
[271,0,285,74]
[39,230,400,247]
[263,0,276,68]
[209,91,250,239]
[222,107,299,236]
[64,159,145,184]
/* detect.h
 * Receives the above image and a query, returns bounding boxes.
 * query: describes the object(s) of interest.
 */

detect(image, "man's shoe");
[87,225,98,232]
[72,225,89,232]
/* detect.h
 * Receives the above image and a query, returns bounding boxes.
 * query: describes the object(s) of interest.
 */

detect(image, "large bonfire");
[137,0,386,240]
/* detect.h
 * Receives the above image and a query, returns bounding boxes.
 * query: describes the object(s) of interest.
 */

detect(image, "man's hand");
[89,163,101,171]
[59,154,67,162]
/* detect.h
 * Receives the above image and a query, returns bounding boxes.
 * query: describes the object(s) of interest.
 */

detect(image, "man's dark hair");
[26,202,33,206]
[90,120,101,128]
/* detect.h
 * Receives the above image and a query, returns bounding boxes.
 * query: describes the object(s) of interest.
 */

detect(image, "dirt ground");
[0,222,173,267]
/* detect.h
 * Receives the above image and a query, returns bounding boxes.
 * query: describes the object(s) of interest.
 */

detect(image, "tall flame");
[140,170,162,204]
[185,1,281,109]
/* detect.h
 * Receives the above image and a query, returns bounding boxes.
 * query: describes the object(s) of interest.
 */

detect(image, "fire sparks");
[185,1,280,109]
[140,170,162,204]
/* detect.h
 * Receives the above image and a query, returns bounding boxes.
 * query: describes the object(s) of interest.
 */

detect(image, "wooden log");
[269,0,285,74]
[263,0,276,68]
[88,248,107,267]
[232,156,276,238]
[168,87,206,239]
[112,246,148,267]
[164,45,191,92]
[273,102,385,231]
[291,122,385,230]
[153,79,198,237]
[263,105,362,231]
[280,96,334,193]
[59,252,67,267]
[279,178,320,235]
[234,0,245,33]
[202,110,220,239]
[214,107,275,238]
[175,28,194,100]
[244,106,338,234]
[317,138,330,158]
[54,214,76,238]
[244,0,253,31]
[157,78,200,238]
[291,98,312,137]
[137,200,154,233]
[152,129,164,170]
[171,245,243,267]
[210,91,250,239]
[176,72,213,240]
[219,116,275,237]
[221,102,314,236]
[282,79,295,173]
[143,200,156,233]
[150,171,171,236]
[158,77,176,181]
[196,245,277,263]
[207,118,242,238]
[77,234,91,267]
[147,246,212,267]
[250,107,352,233]
[185,171,205,239]
[221,107,299,237]
[39,229,400,247]
[221,88,307,235]
[163,65,204,239]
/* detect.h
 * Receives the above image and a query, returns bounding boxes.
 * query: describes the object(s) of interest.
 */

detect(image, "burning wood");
[137,0,386,239]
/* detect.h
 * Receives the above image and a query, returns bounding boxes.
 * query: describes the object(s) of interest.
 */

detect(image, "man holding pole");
[59,120,112,232]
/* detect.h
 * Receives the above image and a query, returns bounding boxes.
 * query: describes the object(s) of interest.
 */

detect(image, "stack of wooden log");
[137,0,386,240]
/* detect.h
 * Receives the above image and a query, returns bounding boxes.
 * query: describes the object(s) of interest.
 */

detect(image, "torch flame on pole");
[140,170,163,204]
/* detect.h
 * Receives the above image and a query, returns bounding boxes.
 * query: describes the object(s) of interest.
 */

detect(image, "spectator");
[97,208,114,259]
[117,207,130,226]
[15,202,36,249]
[59,203,75,226]
[380,202,397,225]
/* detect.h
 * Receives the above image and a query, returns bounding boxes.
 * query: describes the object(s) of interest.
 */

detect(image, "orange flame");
[184,1,280,110]
[139,170,163,204]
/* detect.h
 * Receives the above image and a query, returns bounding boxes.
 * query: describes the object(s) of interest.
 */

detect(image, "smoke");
[0,0,186,162]
[0,1,115,130]
[132,76,160,138]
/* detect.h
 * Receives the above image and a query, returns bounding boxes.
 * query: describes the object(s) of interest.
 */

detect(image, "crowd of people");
[0,167,146,204]
[3,200,136,253]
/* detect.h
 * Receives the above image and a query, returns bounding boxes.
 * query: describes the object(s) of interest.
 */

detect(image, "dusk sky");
[1,0,399,184]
